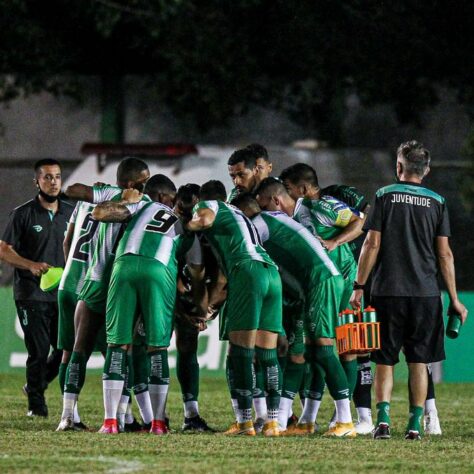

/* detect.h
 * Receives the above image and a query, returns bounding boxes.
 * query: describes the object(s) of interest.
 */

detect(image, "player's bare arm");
[349,229,381,309]
[436,236,468,323]
[187,208,216,231]
[92,201,132,223]
[0,240,50,276]
[63,222,75,260]
[65,183,94,202]
[319,212,365,252]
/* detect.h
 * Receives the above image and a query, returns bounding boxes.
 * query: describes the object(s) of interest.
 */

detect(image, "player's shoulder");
[320,195,351,212]
[11,198,36,215]
[59,199,75,216]
[376,183,445,204]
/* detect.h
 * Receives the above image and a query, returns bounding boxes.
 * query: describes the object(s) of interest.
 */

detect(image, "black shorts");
[371,296,445,365]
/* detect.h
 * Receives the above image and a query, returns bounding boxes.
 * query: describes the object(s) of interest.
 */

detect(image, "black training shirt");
[2,196,74,302]
[364,181,450,297]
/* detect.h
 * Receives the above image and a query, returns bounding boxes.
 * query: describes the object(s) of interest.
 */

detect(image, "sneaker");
[98,419,118,434]
[355,419,375,435]
[124,418,145,433]
[254,417,265,434]
[424,411,442,435]
[324,422,357,438]
[284,422,316,436]
[262,420,280,437]
[27,406,48,417]
[373,423,391,440]
[405,430,421,440]
[150,419,169,435]
[182,415,216,432]
[73,421,89,431]
[224,420,256,436]
[56,417,75,431]
[286,413,298,428]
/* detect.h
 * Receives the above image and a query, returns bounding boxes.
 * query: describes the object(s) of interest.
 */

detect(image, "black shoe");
[27,406,48,417]
[373,423,391,439]
[124,418,144,433]
[74,421,89,431]
[405,430,421,440]
[182,415,216,432]
[287,414,298,428]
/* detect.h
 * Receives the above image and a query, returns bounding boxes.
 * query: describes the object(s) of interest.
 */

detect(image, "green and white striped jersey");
[59,201,99,294]
[85,185,151,282]
[293,197,358,274]
[115,201,194,273]
[226,187,240,204]
[252,211,340,294]
[193,200,276,276]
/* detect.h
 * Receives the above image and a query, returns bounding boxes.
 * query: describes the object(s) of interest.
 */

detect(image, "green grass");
[0,373,473,473]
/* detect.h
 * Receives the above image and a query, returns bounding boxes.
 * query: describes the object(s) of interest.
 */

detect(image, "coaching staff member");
[350,141,467,440]
[0,159,73,417]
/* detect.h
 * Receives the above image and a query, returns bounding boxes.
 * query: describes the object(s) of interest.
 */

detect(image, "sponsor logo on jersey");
[32,225,43,233]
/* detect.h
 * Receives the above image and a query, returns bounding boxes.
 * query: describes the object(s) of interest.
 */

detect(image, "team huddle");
[54,144,445,438]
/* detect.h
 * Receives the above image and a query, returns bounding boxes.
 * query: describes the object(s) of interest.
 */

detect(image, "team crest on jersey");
[32,225,42,233]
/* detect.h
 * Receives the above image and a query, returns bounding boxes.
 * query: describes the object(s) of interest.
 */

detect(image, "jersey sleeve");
[311,198,354,228]
[69,202,80,225]
[364,195,383,232]
[186,235,203,266]
[436,203,451,237]
[1,209,24,246]
[92,185,122,204]
[193,200,219,215]
[124,200,148,216]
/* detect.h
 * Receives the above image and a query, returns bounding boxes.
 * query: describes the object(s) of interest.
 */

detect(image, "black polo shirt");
[364,181,451,297]
[2,196,74,302]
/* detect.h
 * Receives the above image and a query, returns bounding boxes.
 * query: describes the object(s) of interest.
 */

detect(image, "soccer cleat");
[286,413,298,428]
[56,417,75,431]
[405,430,421,441]
[124,418,145,433]
[355,419,375,435]
[27,406,48,417]
[424,412,442,435]
[73,421,89,431]
[150,420,169,435]
[182,415,216,432]
[327,409,337,430]
[323,422,357,438]
[284,422,316,436]
[373,423,391,440]
[253,417,265,434]
[98,419,118,434]
[262,420,280,437]
[224,420,256,436]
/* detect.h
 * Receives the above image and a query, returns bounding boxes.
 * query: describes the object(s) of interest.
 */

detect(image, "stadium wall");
[0,287,472,382]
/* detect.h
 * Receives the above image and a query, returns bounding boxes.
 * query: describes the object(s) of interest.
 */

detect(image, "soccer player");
[92,175,200,435]
[187,180,282,437]
[227,144,272,202]
[279,164,371,433]
[59,158,150,429]
[254,179,356,438]
[56,200,101,430]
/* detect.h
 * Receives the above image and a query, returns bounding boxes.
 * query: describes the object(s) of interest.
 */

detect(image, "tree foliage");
[1,0,474,142]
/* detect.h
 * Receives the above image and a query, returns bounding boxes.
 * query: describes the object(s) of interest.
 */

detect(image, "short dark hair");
[144,174,176,196]
[245,143,269,162]
[116,157,149,183]
[255,177,287,199]
[34,159,61,174]
[200,180,227,201]
[397,141,431,177]
[227,148,255,168]
[279,163,318,188]
[230,192,261,214]
[176,183,200,220]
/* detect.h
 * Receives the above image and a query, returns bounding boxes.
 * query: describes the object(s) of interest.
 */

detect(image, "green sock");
[341,359,358,400]
[225,355,237,400]
[255,347,282,414]
[58,362,68,395]
[407,405,424,433]
[177,350,200,402]
[103,347,127,381]
[122,353,133,397]
[299,362,312,402]
[132,344,149,395]
[65,351,87,394]
[313,345,349,400]
[376,401,391,426]
[148,350,169,385]
[229,344,254,411]
[282,359,305,400]
[278,356,287,372]
[253,360,266,399]
[308,361,325,401]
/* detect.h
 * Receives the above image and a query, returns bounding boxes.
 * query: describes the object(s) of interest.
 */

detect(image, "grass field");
[0,373,473,473]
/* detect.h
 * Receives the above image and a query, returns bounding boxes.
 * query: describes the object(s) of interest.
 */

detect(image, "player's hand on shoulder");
[93,181,109,187]
[30,262,51,277]
[122,188,143,203]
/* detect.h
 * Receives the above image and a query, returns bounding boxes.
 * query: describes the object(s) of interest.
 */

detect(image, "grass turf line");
[0,374,473,473]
